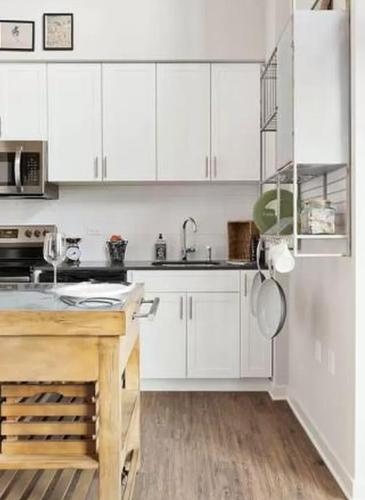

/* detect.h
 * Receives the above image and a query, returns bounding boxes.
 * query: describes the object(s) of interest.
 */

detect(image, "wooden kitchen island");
[0,283,146,500]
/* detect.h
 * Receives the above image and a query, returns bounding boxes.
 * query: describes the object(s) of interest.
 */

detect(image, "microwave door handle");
[14,147,23,193]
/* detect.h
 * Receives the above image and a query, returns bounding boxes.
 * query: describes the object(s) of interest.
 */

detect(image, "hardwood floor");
[133,392,345,500]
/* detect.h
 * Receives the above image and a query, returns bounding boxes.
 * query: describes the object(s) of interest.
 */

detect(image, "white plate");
[52,282,134,299]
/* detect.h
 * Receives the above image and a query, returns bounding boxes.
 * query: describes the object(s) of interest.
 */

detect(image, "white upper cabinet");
[102,64,156,181]
[211,64,260,181]
[294,12,349,165]
[48,64,102,182]
[0,64,47,140]
[241,272,272,378]
[187,292,240,378]
[157,64,211,181]
[276,12,349,170]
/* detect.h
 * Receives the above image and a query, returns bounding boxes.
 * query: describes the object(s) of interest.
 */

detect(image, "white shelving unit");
[262,162,351,257]
[260,10,351,257]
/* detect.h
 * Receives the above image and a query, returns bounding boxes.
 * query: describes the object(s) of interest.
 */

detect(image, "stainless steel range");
[0,225,55,283]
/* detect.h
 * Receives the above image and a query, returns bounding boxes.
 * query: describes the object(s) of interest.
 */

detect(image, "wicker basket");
[227,221,259,261]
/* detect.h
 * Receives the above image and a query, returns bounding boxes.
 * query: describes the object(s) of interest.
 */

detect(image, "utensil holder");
[107,240,128,264]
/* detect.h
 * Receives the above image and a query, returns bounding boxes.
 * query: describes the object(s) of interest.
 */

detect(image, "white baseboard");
[287,394,353,500]
[141,378,271,392]
[352,480,365,500]
[268,383,288,400]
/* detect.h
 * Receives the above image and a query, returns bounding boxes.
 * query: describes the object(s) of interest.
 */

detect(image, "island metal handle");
[133,297,160,320]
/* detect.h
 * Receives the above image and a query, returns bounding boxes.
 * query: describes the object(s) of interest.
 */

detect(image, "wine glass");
[43,232,66,285]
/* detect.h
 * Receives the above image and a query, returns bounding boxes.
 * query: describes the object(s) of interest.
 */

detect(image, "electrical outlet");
[328,350,336,376]
[314,340,322,364]
[86,227,102,236]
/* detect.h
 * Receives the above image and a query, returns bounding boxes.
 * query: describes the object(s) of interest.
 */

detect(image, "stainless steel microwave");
[0,141,58,199]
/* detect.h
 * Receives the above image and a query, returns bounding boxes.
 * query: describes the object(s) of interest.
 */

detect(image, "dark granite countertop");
[34,260,263,272]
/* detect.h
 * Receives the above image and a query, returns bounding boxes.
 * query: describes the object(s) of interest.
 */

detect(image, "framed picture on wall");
[43,13,73,50]
[0,20,35,51]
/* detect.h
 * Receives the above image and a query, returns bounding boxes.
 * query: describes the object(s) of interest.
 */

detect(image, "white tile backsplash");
[0,184,259,261]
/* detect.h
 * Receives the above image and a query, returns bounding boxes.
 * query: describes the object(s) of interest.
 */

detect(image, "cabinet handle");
[189,296,193,320]
[133,297,160,320]
[205,156,209,179]
[244,273,248,297]
[94,157,99,179]
[103,156,107,179]
[180,296,184,320]
[214,156,217,178]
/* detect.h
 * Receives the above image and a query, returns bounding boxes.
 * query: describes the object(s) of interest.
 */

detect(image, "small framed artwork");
[43,13,73,51]
[0,20,35,51]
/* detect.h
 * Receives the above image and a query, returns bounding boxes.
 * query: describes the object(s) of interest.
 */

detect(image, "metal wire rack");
[260,49,277,132]
[261,162,351,257]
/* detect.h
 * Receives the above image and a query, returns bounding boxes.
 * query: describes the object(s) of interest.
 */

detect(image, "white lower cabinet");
[187,293,240,378]
[129,270,272,381]
[140,293,186,379]
[241,272,272,378]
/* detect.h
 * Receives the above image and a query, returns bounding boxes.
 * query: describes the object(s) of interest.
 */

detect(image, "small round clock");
[65,238,81,264]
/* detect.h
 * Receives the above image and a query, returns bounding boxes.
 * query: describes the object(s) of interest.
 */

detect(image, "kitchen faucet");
[182,217,198,261]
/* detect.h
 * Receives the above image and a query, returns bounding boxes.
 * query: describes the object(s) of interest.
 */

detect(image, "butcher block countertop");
[0,282,143,500]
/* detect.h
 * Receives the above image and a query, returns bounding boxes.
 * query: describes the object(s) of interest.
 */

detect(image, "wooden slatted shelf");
[1,441,96,457]
[0,456,98,470]
[2,403,95,417]
[0,468,98,500]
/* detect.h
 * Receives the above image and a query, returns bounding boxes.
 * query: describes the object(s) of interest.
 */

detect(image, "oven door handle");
[14,147,23,193]
[0,276,31,283]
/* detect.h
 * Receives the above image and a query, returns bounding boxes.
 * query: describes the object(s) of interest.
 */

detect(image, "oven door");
[0,141,45,195]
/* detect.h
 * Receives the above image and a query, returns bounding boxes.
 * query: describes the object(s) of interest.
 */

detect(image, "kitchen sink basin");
[152,260,221,267]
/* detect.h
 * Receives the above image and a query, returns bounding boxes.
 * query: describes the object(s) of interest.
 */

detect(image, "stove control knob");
[25,229,32,238]
[34,230,41,238]
[43,230,49,237]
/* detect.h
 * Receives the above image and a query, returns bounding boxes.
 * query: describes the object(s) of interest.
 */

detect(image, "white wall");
[288,259,355,495]
[352,0,365,497]
[265,0,292,58]
[0,0,266,61]
[265,0,356,497]
[0,184,259,262]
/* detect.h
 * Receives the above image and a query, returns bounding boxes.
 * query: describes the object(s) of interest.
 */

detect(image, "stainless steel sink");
[152,260,221,267]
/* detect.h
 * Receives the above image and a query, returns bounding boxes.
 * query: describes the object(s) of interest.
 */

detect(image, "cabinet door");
[48,64,102,182]
[140,293,186,379]
[241,273,272,378]
[157,64,210,181]
[102,64,156,181]
[211,64,260,181]
[187,293,240,378]
[276,21,294,170]
[0,64,47,140]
